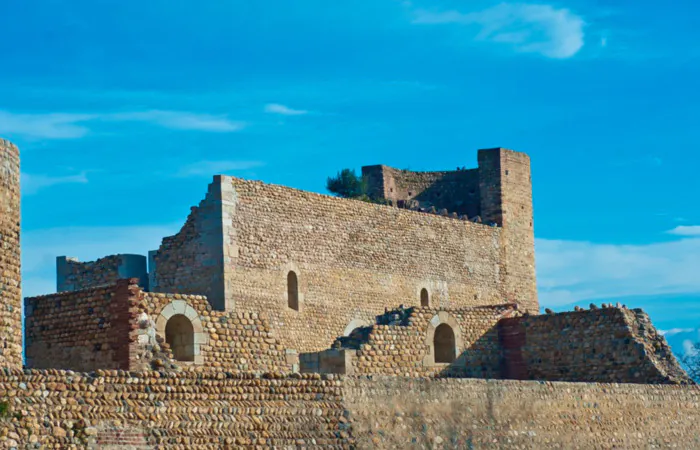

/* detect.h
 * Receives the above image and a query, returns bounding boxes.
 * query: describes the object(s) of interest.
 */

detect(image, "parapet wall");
[344,376,700,449]
[56,254,149,293]
[500,307,692,384]
[0,138,22,369]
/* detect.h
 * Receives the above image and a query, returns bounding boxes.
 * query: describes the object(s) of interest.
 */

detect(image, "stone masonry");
[0,139,22,369]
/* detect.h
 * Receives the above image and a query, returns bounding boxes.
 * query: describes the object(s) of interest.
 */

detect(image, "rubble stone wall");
[56,254,148,293]
[347,305,513,377]
[344,376,700,449]
[361,165,481,217]
[0,139,23,369]
[499,307,692,384]
[0,370,349,449]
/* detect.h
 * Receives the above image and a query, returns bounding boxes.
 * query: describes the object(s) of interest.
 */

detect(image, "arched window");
[287,271,299,311]
[434,323,456,363]
[420,288,430,307]
[165,314,195,362]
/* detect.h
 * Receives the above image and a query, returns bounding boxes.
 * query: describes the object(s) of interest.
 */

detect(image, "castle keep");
[2,139,700,448]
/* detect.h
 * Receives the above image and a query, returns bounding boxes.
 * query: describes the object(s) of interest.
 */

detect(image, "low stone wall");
[344,377,700,449]
[56,254,148,293]
[0,369,349,448]
[499,307,692,384]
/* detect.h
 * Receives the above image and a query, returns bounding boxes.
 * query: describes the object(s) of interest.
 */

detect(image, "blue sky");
[2,0,700,355]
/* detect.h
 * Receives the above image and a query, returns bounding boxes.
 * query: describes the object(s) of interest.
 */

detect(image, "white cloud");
[21,172,89,195]
[536,236,700,307]
[667,226,700,237]
[660,328,696,337]
[174,160,265,177]
[413,3,585,58]
[105,110,245,132]
[0,111,93,139]
[21,224,181,297]
[264,103,308,116]
[0,109,245,140]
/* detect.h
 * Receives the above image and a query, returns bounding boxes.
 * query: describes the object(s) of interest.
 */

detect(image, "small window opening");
[390,188,393,193]
[287,271,299,311]
[420,288,430,307]
[505,169,510,175]
[434,324,456,363]
[165,314,195,362]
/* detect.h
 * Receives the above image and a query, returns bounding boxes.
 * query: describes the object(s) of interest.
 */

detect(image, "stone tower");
[0,138,23,368]
[478,148,537,313]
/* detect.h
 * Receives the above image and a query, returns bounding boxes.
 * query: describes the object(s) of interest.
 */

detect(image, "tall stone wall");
[344,377,700,449]
[223,177,507,353]
[361,165,481,217]
[499,307,692,384]
[0,138,23,369]
[56,254,148,292]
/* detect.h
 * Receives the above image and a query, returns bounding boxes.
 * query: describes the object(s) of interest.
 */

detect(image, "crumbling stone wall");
[500,307,692,384]
[344,376,700,449]
[302,305,515,377]
[56,254,148,293]
[0,369,349,448]
[361,165,481,217]
[0,138,23,369]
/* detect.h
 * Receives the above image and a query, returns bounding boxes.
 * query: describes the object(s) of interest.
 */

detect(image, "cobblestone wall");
[0,139,23,369]
[344,376,700,449]
[0,369,349,448]
[500,306,692,384]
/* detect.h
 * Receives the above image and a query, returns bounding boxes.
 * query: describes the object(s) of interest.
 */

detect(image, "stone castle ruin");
[1,137,699,448]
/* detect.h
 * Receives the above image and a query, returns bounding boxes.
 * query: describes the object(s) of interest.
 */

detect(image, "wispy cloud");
[174,160,265,177]
[537,236,700,307]
[22,224,181,297]
[660,328,696,337]
[105,110,245,132]
[413,3,585,59]
[0,111,93,139]
[264,103,308,116]
[21,172,89,195]
[667,226,700,237]
[0,109,245,140]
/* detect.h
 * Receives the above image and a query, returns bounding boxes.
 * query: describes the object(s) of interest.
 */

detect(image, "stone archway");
[156,300,208,364]
[422,311,462,367]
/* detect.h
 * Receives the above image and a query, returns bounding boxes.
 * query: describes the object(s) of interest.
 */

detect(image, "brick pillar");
[0,138,23,368]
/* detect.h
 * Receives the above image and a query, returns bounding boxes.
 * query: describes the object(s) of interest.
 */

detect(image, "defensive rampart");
[0,372,698,448]
[56,254,149,293]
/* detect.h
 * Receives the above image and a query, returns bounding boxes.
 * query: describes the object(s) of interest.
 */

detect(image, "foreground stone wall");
[344,377,700,449]
[500,307,692,384]
[26,280,290,373]
[0,139,22,369]
[0,369,349,448]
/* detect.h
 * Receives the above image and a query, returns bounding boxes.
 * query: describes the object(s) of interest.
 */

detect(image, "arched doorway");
[433,323,456,363]
[420,288,430,307]
[165,314,195,362]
